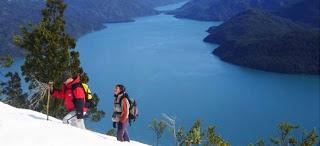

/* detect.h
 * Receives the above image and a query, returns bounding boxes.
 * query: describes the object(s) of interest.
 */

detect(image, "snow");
[0,102,149,146]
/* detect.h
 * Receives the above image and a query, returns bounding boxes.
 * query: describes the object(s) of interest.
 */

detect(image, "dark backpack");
[120,93,139,125]
[71,83,96,108]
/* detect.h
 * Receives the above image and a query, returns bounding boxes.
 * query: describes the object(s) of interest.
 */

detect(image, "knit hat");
[62,71,72,82]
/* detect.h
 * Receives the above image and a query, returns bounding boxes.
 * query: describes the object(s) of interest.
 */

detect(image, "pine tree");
[86,93,105,122]
[13,0,104,121]
[14,0,73,85]
[252,122,319,146]
[1,72,28,108]
[270,122,300,145]
[149,118,168,146]
[186,120,203,146]
[176,127,187,146]
[106,128,117,136]
[0,55,13,68]
[162,113,179,146]
[205,126,230,146]
[0,55,13,95]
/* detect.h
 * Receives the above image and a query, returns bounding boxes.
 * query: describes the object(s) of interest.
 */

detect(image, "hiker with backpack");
[51,71,88,129]
[112,84,139,142]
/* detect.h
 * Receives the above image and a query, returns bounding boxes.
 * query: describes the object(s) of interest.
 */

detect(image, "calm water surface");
[72,3,319,145]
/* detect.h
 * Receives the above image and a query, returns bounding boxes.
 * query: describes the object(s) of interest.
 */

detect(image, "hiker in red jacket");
[51,71,87,129]
[112,84,130,142]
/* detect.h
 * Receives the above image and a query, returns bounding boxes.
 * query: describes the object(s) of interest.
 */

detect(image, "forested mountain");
[65,0,158,23]
[0,0,43,56]
[275,0,320,27]
[169,0,302,21]
[0,0,158,57]
[204,9,320,74]
[203,9,306,44]
[138,0,187,7]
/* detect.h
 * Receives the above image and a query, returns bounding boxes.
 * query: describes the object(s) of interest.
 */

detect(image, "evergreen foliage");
[176,127,188,146]
[1,72,28,108]
[151,117,318,146]
[13,0,104,121]
[149,118,168,146]
[185,120,203,146]
[106,128,117,136]
[0,0,158,57]
[86,93,105,122]
[170,0,302,21]
[205,9,320,74]
[249,122,319,146]
[0,55,13,99]
[173,120,229,146]
[0,56,13,68]
[205,126,230,146]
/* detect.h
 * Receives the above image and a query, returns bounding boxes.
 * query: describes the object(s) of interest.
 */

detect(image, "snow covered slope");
[0,102,149,146]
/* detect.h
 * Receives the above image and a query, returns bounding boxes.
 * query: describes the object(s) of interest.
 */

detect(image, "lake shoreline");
[76,10,319,145]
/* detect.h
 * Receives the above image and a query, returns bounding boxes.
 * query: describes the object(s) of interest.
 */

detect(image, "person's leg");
[122,122,130,142]
[73,119,85,129]
[74,112,86,129]
[69,112,86,129]
[62,111,76,124]
[117,122,125,141]
[116,122,130,142]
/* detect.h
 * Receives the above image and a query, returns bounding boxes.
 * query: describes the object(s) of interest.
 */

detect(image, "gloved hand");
[113,122,117,128]
[76,111,84,119]
[48,82,54,94]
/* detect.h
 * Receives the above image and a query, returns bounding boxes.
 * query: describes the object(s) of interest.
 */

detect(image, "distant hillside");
[0,0,43,56]
[275,0,320,27]
[204,9,306,44]
[0,0,158,57]
[205,9,320,74]
[66,0,158,23]
[138,0,187,7]
[169,0,302,21]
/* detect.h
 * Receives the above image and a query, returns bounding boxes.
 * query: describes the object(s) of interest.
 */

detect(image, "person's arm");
[121,98,130,123]
[73,86,86,119]
[52,87,65,99]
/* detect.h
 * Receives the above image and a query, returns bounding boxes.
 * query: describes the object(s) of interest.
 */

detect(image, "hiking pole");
[47,81,53,121]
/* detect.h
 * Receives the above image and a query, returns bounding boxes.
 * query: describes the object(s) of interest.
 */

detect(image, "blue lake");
[74,7,320,145]
[5,2,319,145]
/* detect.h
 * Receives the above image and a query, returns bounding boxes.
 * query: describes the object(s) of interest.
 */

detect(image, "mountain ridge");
[169,0,303,21]
[204,9,320,74]
[0,0,158,57]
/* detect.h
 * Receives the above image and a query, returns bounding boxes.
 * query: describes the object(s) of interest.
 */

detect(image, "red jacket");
[52,76,88,112]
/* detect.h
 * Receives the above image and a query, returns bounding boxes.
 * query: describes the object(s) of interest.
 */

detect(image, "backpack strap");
[71,83,87,98]
[70,82,86,119]
[119,93,132,107]
[71,82,88,104]
[81,84,92,99]
[71,82,84,91]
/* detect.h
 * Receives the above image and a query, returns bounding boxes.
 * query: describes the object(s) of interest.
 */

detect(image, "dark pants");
[117,122,130,142]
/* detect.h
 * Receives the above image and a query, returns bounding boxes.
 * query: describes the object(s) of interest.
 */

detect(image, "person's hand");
[48,82,54,93]
[76,111,84,119]
[113,122,117,128]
